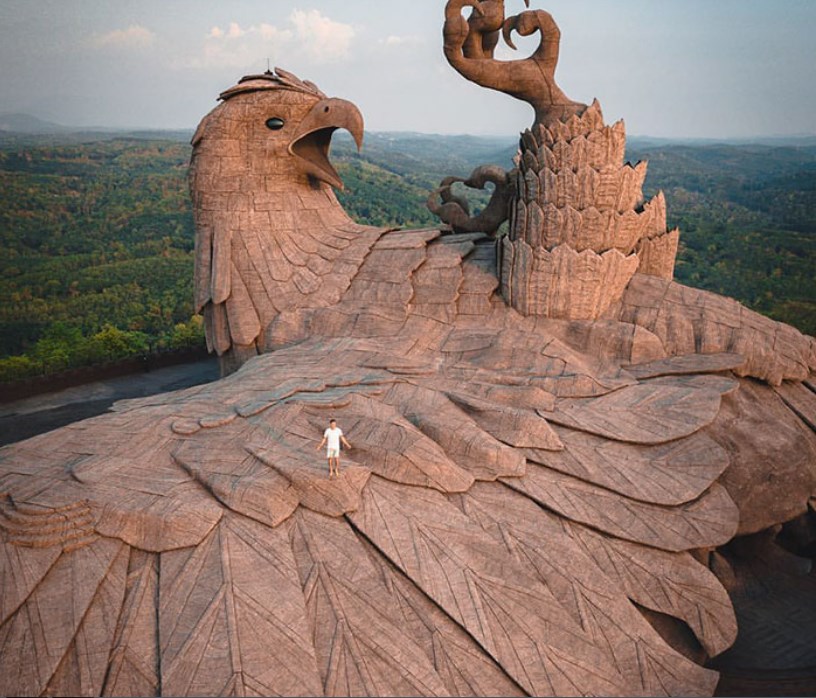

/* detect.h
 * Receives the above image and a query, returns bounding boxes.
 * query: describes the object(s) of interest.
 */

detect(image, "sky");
[0,0,814,139]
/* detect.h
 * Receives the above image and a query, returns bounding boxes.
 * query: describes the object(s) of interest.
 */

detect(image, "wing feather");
[193,215,213,313]
[210,211,233,305]
[225,261,261,346]
[0,538,124,697]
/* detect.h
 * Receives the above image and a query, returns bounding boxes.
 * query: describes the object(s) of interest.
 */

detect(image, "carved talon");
[444,0,485,47]
[502,10,558,59]
[463,1,529,58]
[499,2,534,50]
[440,178,471,214]
[503,10,539,37]
[501,17,518,50]
[463,164,507,191]
[445,0,485,24]
[443,1,586,126]
[427,165,512,236]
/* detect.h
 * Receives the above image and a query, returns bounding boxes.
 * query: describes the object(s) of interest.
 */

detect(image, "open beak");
[288,97,364,190]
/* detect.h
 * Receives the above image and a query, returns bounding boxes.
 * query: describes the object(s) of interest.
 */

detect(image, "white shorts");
[327,447,340,458]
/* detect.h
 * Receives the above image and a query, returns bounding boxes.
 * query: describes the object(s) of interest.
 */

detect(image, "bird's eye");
[265,117,285,130]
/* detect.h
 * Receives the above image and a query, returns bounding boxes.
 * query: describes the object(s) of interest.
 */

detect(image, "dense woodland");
[0,129,814,383]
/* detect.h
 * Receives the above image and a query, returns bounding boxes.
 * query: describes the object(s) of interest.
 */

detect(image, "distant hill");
[0,114,193,145]
[629,135,816,149]
[0,113,72,134]
[2,114,814,156]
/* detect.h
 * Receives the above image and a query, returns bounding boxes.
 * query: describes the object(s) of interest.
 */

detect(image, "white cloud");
[177,21,292,69]
[380,35,423,47]
[289,10,355,62]
[177,42,253,70]
[258,23,293,42]
[205,21,246,40]
[92,25,156,49]
[183,11,355,70]
[226,22,245,40]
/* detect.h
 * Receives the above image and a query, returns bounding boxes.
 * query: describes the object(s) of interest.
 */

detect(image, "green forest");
[0,130,814,383]
[633,143,816,333]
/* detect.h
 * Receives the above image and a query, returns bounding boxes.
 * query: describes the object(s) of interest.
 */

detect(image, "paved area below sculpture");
[711,539,816,696]
[0,358,218,447]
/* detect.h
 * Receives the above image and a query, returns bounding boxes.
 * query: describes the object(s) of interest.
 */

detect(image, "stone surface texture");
[500,106,679,320]
[1,2,816,697]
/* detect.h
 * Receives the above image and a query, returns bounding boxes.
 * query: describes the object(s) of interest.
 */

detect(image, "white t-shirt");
[324,427,343,451]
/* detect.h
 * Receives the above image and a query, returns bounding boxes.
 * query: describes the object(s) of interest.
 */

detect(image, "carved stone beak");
[289,97,364,190]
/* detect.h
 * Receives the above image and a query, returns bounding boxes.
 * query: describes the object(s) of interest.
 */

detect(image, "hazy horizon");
[4,112,816,146]
[1,1,814,140]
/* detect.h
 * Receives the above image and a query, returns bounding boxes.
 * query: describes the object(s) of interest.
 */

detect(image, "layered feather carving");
[6,285,813,696]
[502,101,679,319]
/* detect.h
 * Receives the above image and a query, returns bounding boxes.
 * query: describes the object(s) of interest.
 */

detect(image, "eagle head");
[188,68,379,375]
[191,68,364,191]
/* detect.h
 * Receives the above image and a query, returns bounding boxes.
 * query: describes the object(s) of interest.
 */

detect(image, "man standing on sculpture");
[317,418,351,477]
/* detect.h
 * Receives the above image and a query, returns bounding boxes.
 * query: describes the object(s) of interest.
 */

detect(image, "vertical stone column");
[501,100,679,320]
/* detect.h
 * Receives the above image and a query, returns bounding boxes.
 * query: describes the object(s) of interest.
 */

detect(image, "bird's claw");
[502,9,544,50]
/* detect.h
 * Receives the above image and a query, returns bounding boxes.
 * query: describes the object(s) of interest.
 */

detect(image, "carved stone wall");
[501,101,680,319]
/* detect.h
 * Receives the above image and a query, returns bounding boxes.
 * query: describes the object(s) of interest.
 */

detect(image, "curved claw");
[446,0,484,18]
[441,178,471,211]
[444,0,485,53]
[441,176,466,188]
[444,2,585,127]
[428,165,511,236]
[428,178,471,218]
[502,15,519,50]
[464,164,509,191]
[502,9,541,50]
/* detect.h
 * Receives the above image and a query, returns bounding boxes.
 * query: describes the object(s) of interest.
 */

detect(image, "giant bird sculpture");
[1,3,815,696]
